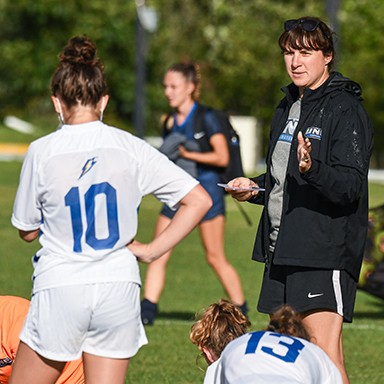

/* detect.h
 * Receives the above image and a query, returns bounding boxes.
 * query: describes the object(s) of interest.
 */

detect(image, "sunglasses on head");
[284,19,321,32]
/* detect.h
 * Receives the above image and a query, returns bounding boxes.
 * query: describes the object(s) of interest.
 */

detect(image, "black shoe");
[238,301,249,318]
[141,298,158,326]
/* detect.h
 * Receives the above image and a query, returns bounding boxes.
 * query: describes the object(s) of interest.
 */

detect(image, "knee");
[205,251,226,270]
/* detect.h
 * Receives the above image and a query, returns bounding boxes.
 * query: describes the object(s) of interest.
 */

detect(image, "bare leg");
[9,342,65,384]
[301,310,349,384]
[143,215,245,311]
[199,215,245,306]
[143,215,173,303]
[83,352,129,384]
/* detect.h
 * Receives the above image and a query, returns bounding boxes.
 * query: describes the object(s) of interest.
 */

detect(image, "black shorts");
[257,264,357,323]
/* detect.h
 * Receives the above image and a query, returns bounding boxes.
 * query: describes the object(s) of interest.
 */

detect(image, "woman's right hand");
[226,177,260,201]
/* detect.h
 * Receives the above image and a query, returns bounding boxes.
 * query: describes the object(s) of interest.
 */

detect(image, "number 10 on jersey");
[65,182,120,252]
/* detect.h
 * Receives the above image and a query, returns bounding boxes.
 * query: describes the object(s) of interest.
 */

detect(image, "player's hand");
[178,144,188,158]
[127,240,153,264]
[297,131,312,173]
[227,177,260,201]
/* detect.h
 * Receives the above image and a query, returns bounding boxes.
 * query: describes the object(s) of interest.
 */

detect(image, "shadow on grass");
[156,311,196,322]
[353,312,384,320]
[354,290,384,319]
[354,307,384,320]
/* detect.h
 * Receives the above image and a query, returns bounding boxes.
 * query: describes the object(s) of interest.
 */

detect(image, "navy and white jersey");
[12,121,198,293]
[205,331,342,384]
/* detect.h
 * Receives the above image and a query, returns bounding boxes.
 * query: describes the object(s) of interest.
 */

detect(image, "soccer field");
[1,160,384,383]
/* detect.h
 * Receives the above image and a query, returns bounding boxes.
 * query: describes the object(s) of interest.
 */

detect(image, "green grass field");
[1,160,384,383]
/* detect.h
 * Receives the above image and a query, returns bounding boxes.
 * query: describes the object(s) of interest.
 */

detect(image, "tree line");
[0,0,383,166]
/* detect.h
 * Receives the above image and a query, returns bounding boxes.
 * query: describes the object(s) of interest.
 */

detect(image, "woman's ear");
[99,95,110,112]
[98,95,109,121]
[51,96,62,114]
[202,347,217,364]
[187,82,196,98]
[324,54,332,66]
[51,96,65,124]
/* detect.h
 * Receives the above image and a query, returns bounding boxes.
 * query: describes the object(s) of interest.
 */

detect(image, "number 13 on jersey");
[245,331,305,363]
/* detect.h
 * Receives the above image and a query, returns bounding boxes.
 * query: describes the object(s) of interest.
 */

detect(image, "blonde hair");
[190,299,250,360]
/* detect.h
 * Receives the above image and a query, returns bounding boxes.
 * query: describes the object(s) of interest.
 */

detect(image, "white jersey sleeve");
[133,132,198,209]
[11,142,42,231]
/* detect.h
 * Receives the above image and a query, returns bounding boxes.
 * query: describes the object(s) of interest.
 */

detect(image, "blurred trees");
[0,0,382,165]
[338,0,384,166]
[0,0,137,128]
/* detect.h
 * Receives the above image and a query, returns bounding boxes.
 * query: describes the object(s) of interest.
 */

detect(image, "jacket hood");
[327,72,363,100]
[283,72,363,103]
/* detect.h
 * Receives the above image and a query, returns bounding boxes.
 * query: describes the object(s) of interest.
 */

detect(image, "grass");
[1,159,384,383]
[0,125,43,144]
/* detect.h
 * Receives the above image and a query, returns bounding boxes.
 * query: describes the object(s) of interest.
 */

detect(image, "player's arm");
[128,184,212,263]
[18,229,40,242]
[179,133,229,167]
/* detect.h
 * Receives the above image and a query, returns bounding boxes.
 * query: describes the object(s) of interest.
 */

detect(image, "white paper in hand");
[217,183,265,191]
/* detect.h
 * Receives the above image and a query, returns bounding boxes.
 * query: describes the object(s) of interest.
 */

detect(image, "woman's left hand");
[178,144,188,158]
[297,132,312,173]
[128,240,154,264]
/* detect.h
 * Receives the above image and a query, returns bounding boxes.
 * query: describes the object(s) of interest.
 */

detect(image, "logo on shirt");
[278,117,298,143]
[0,357,12,367]
[307,292,324,299]
[194,131,206,140]
[278,133,293,143]
[305,126,322,140]
[79,157,97,179]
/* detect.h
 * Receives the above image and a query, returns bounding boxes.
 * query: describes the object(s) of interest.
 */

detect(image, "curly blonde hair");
[190,299,251,361]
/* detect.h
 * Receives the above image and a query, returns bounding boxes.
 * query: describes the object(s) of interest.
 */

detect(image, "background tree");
[0,0,136,128]
[147,0,323,141]
[339,0,384,167]
[0,0,381,165]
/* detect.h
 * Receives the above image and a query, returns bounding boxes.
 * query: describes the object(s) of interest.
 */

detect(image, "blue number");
[65,187,83,253]
[245,331,305,363]
[245,331,264,354]
[85,182,119,250]
[261,333,304,362]
[65,182,120,252]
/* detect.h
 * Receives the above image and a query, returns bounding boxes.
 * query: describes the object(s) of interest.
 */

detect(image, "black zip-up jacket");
[250,72,374,281]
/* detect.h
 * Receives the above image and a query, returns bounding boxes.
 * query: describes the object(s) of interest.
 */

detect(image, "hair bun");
[60,36,99,66]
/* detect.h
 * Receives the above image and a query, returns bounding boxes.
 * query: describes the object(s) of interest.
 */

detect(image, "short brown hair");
[279,16,335,71]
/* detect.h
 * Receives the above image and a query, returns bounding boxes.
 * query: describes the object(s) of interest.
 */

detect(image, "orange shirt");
[0,296,84,384]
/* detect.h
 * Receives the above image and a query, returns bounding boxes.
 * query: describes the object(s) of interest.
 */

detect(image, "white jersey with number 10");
[12,121,198,294]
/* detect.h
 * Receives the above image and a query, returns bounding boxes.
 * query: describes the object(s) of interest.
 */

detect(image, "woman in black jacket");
[227,16,373,384]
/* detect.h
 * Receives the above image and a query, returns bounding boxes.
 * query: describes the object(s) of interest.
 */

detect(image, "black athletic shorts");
[257,264,357,323]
